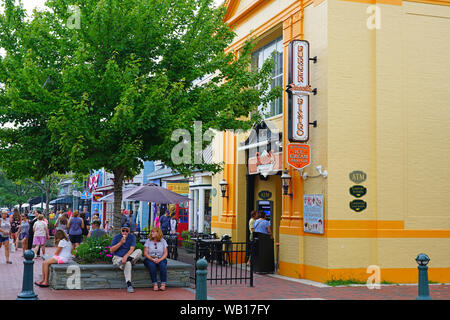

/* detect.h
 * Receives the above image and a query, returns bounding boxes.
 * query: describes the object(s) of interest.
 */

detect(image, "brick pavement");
[1,246,449,300]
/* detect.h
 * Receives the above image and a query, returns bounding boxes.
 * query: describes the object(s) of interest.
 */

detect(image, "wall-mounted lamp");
[281,169,293,196]
[219,179,228,198]
[302,165,328,180]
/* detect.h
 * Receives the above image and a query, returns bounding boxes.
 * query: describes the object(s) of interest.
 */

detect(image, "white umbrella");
[32,203,54,209]
[14,203,30,208]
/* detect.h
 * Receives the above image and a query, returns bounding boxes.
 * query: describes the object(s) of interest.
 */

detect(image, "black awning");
[49,196,73,204]
[28,196,46,206]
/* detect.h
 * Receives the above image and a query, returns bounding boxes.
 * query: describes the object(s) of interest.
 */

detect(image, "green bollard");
[415,253,432,300]
[17,250,39,300]
[195,258,208,300]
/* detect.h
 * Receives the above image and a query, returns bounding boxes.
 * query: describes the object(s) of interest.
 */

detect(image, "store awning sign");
[287,143,311,170]
[287,40,311,142]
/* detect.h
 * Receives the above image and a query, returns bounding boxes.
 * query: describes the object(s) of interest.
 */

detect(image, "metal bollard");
[415,253,432,300]
[195,258,208,300]
[17,250,38,300]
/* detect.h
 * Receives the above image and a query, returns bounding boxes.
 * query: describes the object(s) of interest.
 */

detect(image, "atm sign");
[287,144,311,170]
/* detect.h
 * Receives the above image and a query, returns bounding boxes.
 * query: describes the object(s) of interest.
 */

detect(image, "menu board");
[303,194,324,234]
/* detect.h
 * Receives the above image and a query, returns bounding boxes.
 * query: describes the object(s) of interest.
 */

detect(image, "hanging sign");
[287,143,311,170]
[287,40,311,142]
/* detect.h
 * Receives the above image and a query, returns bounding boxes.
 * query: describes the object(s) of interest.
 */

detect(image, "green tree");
[0,171,41,210]
[0,0,280,233]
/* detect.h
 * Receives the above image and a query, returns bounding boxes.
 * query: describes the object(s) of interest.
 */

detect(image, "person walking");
[80,211,90,240]
[10,208,21,251]
[34,230,73,288]
[55,213,69,235]
[67,210,84,254]
[33,214,49,258]
[18,214,30,257]
[110,223,142,293]
[0,210,12,264]
[82,207,90,221]
[170,213,177,235]
[246,210,258,266]
[88,220,107,239]
[159,210,171,236]
[143,227,168,291]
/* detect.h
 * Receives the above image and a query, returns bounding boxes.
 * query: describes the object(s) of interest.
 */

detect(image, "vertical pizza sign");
[287,40,312,142]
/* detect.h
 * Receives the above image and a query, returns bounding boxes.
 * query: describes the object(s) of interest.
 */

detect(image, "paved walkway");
[1,247,449,300]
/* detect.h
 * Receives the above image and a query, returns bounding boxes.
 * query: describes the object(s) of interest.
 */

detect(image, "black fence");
[136,231,254,287]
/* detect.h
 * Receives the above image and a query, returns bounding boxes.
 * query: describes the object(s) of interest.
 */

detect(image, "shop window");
[251,37,283,118]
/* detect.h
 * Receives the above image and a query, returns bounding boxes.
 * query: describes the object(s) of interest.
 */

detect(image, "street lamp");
[415,253,432,300]
[219,179,228,198]
[281,169,292,196]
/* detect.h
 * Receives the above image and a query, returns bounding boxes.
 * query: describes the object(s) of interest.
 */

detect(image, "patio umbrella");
[97,183,191,204]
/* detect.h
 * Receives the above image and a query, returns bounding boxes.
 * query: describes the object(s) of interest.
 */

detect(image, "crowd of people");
[0,207,113,265]
[1,206,169,293]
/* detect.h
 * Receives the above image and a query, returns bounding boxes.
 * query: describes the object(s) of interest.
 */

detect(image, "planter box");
[49,258,191,290]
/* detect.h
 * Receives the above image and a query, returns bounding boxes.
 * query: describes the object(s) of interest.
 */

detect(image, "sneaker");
[127,285,134,293]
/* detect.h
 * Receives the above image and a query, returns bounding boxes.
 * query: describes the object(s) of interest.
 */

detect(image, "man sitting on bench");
[110,223,142,293]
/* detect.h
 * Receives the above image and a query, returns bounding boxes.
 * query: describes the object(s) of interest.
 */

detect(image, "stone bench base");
[49,259,191,290]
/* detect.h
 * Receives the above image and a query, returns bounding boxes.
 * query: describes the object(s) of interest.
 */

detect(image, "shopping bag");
[9,239,16,253]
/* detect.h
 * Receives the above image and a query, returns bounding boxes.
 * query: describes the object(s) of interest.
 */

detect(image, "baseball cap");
[121,223,131,229]
[92,220,101,226]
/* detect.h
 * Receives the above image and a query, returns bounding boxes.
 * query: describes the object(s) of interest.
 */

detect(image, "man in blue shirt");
[110,223,142,293]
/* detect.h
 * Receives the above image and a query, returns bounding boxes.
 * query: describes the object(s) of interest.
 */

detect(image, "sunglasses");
[121,229,129,233]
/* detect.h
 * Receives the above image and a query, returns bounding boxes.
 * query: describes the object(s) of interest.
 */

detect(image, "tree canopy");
[0,0,280,232]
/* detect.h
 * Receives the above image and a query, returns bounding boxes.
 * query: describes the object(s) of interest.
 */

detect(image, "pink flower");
[106,254,112,257]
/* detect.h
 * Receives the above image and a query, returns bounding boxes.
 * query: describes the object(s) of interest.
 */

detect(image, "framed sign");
[287,40,311,142]
[303,194,324,234]
[350,199,367,212]
[349,185,367,198]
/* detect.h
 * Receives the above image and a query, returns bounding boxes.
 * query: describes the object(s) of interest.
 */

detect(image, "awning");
[49,196,73,204]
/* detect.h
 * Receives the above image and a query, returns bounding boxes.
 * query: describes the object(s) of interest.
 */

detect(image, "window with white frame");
[251,37,283,118]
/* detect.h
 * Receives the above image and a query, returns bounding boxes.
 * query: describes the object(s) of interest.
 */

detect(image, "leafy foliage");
[0,0,280,233]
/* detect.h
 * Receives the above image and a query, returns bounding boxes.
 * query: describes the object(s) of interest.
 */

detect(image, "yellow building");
[210,0,450,284]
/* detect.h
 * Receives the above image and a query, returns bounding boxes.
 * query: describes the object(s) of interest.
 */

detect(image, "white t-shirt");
[33,220,47,237]
[56,239,72,262]
[170,219,177,234]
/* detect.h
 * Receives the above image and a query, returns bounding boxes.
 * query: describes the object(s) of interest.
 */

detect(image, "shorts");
[33,236,46,246]
[69,234,82,244]
[53,255,69,264]
[0,235,9,243]
[19,233,28,241]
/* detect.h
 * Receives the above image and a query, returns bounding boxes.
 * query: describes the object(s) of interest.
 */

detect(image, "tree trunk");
[112,167,125,235]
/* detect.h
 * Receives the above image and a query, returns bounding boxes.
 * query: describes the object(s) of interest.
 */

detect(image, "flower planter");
[49,258,191,290]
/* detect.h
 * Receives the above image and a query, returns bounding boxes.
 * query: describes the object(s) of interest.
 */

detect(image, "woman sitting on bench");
[35,230,72,288]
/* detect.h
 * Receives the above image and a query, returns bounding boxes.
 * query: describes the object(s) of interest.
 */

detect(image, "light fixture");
[281,169,292,196]
[302,165,328,180]
[415,253,430,266]
[219,179,228,198]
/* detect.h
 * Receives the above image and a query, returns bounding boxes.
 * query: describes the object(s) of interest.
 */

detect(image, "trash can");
[252,232,274,273]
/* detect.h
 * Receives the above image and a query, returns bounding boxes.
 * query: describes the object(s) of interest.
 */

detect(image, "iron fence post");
[196,258,208,300]
[17,250,38,300]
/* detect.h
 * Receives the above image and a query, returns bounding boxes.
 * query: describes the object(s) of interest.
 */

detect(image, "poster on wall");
[303,194,324,234]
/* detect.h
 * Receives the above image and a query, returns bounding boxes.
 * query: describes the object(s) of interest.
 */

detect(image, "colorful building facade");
[210,0,450,283]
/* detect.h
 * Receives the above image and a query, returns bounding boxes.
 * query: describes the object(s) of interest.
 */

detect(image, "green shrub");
[74,235,114,264]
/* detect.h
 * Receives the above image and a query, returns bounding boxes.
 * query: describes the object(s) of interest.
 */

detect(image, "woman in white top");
[35,230,72,287]
[0,210,12,264]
